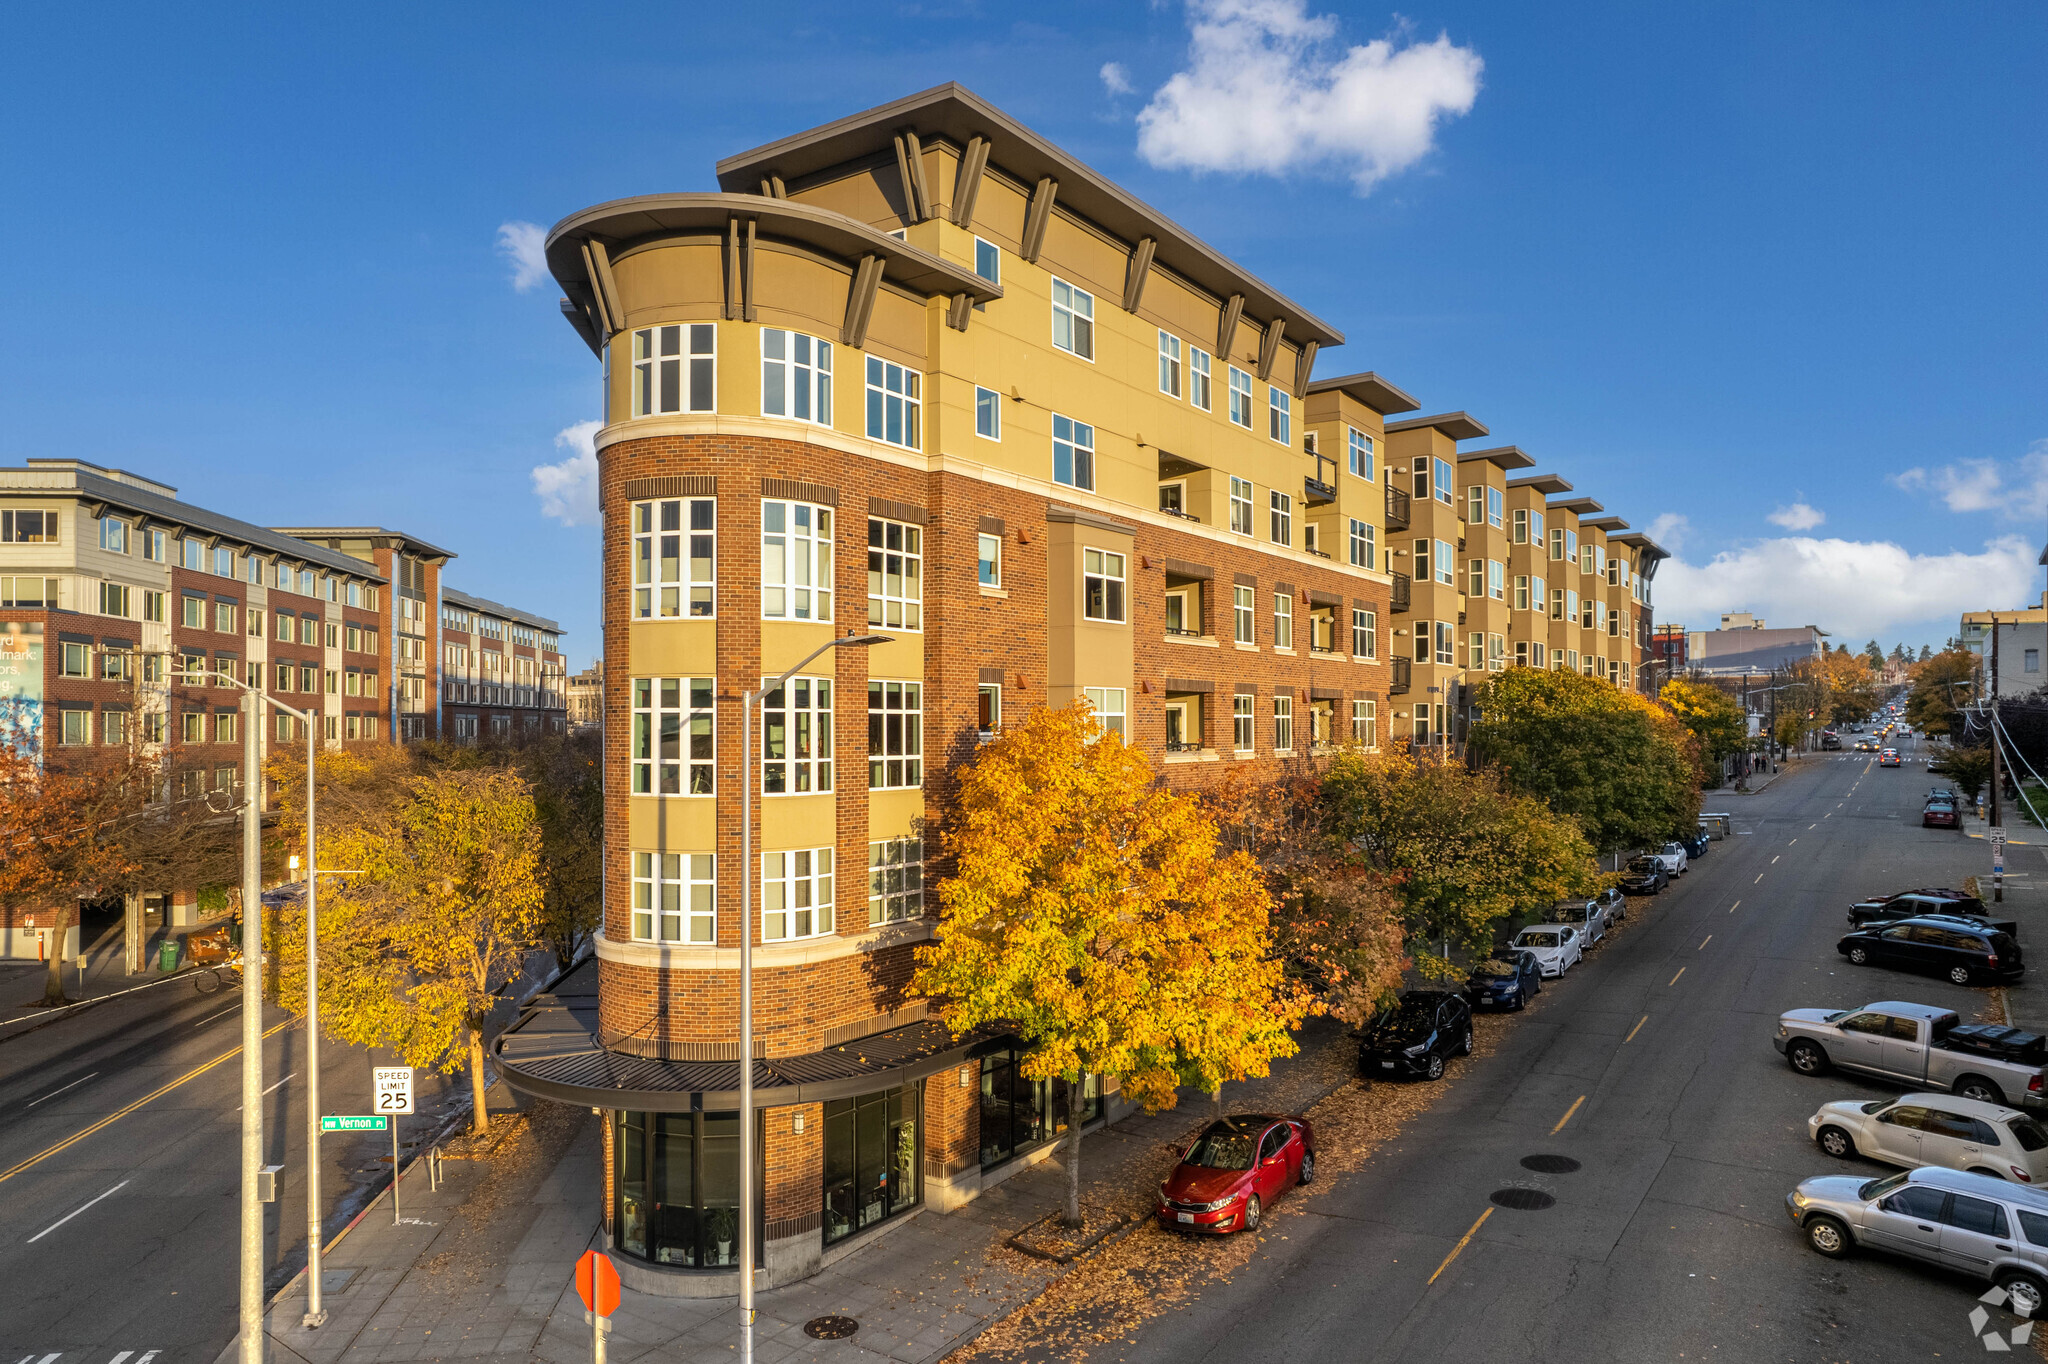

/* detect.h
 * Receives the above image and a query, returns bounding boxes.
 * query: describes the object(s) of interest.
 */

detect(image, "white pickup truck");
[1775,1000,2048,1109]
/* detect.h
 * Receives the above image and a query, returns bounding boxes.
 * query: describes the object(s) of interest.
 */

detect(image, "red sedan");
[1923,801,1959,828]
[1156,1113,1315,1234]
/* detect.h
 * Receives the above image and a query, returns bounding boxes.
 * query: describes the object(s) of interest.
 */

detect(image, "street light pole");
[737,632,888,1364]
[301,706,325,1328]
[238,687,264,1364]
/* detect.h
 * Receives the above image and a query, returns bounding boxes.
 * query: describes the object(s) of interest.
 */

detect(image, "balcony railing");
[1391,657,1412,695]
[1160,506,1203,523]
[1164,739,1206,753]
[1165,625,1204,638]
[1385,486,1412,531]
[1390,572,1412,614]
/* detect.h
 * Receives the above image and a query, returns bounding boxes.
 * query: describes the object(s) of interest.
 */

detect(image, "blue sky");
[3,1,2043,656]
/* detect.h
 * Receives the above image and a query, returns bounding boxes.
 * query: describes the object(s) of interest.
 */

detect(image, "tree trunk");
[468,1024,490,1135]
[1064,1116,1083,1229]
[41,904,69,1006]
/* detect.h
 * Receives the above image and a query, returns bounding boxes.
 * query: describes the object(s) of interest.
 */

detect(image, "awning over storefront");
[495,961,1001,1112]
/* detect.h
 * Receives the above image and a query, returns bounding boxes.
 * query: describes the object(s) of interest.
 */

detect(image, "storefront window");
[613,1111,758,1269]
[822,1082,921,1245]
[978,1046,1100,1169]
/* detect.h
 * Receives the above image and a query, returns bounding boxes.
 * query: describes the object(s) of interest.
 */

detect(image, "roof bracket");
[582,239,624,341]
[741,218,758,323]
[893,129,931,223]
[1021,176,1058,263]
[1216,294,1244,359]
[759,174,786,198]
[1257,316,1286,382]
[842,254,885,347]
[946,293,973,332]
[1122,236,1156,314]
[1292,340,1319,400]
[723,217,742,320]
[949,134,990,226]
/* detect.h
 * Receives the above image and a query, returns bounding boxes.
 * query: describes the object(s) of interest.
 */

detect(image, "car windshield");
[1383,998,1436,1026]
[1552,905,1587,921]
[1860,1171,1912,1200]
[1473,958,1521,979]
[1518,930,1562,947]
[2011,1118,2048,1152]
[1181,1124,1259,1170]
[1627,858,1659,873]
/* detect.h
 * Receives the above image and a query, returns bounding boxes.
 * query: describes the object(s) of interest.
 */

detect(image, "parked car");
[1808,1091,2048,1183]
[1359,990,1474,1081]
[1649,841,1690,876]
[1466,948,1542,1011]
[1931,788,1959,803]
[1618,856,1670,895]
[1592,885,1628,923]
[1785,1167,2048,1317]
[1549,898,1608,946]
[1880,748,1902,767]
[1679,830,1710,860]
[1822,731,1842,750]
[1848,890,2008,934]
[1776,1000,2048,1108]
[1509,924,1584,977]
[1924,799,1960,829]
[1156,1113,1315,1235]
[1838,918,2023,985]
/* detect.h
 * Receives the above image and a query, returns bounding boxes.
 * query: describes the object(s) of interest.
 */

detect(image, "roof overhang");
[1305,371,1420,416]
[713,83,1343,350]
[1508,473,1574,495]
[272,526,459,565]
[1611,532,1669,561]
[1384,411,1489,442]
[1549,496,1605,515]
[1456,445,1535,471]
[1580,516,1630,532]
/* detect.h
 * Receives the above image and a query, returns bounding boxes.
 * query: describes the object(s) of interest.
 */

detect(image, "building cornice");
[594,920,934,972]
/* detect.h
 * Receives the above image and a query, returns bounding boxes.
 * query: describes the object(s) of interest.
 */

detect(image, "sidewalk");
[0,915,223,1035]
[231,1016,1355,1364]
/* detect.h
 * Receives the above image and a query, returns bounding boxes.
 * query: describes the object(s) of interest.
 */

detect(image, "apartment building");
[490,83,1668,1294]
[438,588,569,742]
[567,661,604,732]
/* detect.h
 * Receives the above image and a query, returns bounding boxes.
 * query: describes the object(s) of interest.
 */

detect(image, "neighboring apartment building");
[437,588,569,742]
[1685,619,1828,677]
[490,84,1671,1297]
[567,661,604,731]
[1959,598,2048,699]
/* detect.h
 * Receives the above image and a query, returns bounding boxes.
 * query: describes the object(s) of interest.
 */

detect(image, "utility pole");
[301,708,326,1329]
[238,687,265,1364]
[1991,619,2005,906]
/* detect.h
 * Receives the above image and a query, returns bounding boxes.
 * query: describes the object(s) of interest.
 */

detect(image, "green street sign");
[321,1115,389,1132]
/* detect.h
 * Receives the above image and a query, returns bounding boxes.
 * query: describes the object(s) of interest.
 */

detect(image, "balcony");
[1391,657,1412,695]
[1304,452,1338,507]
[1385,486,1412,531]
[1389,571,1412,614]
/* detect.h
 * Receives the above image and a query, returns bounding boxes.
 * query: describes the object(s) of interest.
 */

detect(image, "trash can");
[158,939,181,972]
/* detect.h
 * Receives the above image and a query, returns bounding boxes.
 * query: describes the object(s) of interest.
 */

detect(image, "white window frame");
[1352,699,1376,748]
[1273,592,1293,649]
[632,852,717,944]
[868,680,923,789]
[1189,346,1212,411]
[632,323,716,416]
[1082,548,1126,623]
[1158,331,1182,397]
[1233,585,1254,644]
[1228,366,1254,429]
[1433,458,1454,505]
[1052,413,1095,491]
[762,674,834,795]
[1489,560,1505,600]
[1051,277,1095,360]
[1229,477,1254,536]
[1269,490,1292,547]
[1488,487,1503,527]
[761,501,834,622]
[98,581,130,618]
[1233,694,1255,753]
[864,356,922,450]
[973,236,1000,285]
[633,497,716,619]
[1435,621,1454,665]
[1268,387,1291,445]
[762,849,834,942]
[1272,695,1294,753]
[1353,607,1377,659]
[974,385,1001,441]
[631,676,716,796]
[867,518,922,631]
[1083,686,1126,740]
[1348,518,1375,570]
[869,837,924,925]
[1435,540,1455,586]
[1348,428,1374,480]
[98,518,127,554]
[977,532,1002,589]
[760,328,833,425]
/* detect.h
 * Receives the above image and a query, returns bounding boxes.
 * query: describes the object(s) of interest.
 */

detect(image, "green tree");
[913,703,1308,1228]
[1863,640,1885,669]
[1468,668,1703,854]
[1929,743,1993,803]
[1907,649,1980,736]
[521,732,603,971]
[1659,678,1747,770]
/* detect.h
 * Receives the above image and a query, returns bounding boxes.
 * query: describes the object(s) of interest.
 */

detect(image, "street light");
[737,631,889,1364]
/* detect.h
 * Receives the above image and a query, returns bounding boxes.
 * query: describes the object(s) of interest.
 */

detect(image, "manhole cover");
[1489,1187,1557,1211]
[1520,1154,1582,1174]
[805,1316,860,1340]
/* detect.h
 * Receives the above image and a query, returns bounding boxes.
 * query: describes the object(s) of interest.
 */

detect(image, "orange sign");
[574,1249,620,1318]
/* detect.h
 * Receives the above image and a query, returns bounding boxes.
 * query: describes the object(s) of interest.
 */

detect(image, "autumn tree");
[1907,648,1980,736]
[1467,668,1703,854]
[1929,742,1993,804]
[914,702,1308,1228]
[1821,650,1883,726]
[521,732,603,971]
[1659,678,1748,774]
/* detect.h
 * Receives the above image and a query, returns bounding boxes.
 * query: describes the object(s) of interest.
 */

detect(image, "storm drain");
[805,1317,860,1340]
[1489,1188,1558,1211]
[1520,1154,1582,1174]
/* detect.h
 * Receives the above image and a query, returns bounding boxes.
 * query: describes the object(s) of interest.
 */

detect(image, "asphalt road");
[1117,733,2043,1363]
[0,963,470,1363]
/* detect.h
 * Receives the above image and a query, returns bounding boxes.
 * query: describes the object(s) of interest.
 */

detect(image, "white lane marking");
[24,1071,99,1108]
[235,1072,295,1111]
[26,1178,130,1242]
[193,1004,241,1028]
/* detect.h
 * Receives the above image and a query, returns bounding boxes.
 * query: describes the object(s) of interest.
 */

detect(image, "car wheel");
[1998,1271,2048,1321]
[1948,965,1973,985]
[1816,1125,1856,1159]
[1847,946,1870,966]
[1788,1041,1829,1076]
[1461,1027,1474,1056]
[1425,1053,1446,1081]
[1243,1194,1262,1232]
[1298,1152,1316,1186]
[1805,1215,1852,1259]
[1512,991,1527,1012]
[1957,1076,2007,1106]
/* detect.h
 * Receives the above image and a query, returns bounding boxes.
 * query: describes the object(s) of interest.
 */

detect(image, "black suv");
[1848,890,2014,937]
[1465,949,1541,1011]
[1837,916,2024,985]
[1618,856,1669,895]
[1360,990,1474,1081]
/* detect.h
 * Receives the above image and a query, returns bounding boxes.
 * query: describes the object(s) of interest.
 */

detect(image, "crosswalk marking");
[12,1352,157,1363]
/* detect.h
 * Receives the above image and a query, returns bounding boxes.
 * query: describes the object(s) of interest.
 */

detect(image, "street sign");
[1991,827,2009,847]
[373,1066,414,1116]
[574,1249,621,1318]
[321,1115,388,1132]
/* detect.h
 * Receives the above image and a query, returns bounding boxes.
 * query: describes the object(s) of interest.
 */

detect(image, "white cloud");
[532,420,601,526]
[1766,501,1825,531]
[1135,0,1482,192]
[1645,512,1690,553]
[1893,440,2048,521]
[1655,533,2038,643]
[1100,61,1135,96]
[496,221,549,293]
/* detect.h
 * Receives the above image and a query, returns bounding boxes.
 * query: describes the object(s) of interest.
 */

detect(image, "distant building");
[1685,619,1827,677]
[1958,594,2048,700]
[437,589,568,742]
[567,661,603,732]
[1652,624,1687,672]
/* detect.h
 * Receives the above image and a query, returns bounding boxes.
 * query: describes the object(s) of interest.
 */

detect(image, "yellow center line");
[1551,1095,1587,1135]
[1625,1015,1648,1043]
[1669,967,1686,986]
[1699,935,1712,950]
[1728,900,1741,913]
[0,1018,295,1186]
[1428,1207,1493,1285]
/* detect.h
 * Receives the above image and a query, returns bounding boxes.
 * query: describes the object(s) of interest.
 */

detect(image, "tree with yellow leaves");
[913,701,1309,1228]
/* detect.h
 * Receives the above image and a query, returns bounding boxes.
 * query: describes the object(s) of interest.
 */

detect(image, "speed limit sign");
[373,1066,414,1116]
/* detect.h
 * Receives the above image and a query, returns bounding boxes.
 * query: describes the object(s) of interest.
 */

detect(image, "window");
[1233,694,1254,752]
[213,546,234,577]
[1083,686,1126,740]
[1436,621,1455,664]
[1348,428,1374,480]
[1533,512,1546,544]
[1607,608,1621,638]
[1268,387,1291,445]
[1273,593,1293,649]
[143,710,165,744]
[214,601,235,633]
[1266,489,1293,547]
[1352,699,1376,747]
[98,518,128,553]
[978,683,1001,734]
[1580,543,1596,576]
[214,711,237,745]
[1082,548,1125,622]
[1487,487,1503,528]
[1413,621,1430,664]
[1051,278,1094,359]
[1158,332,1182,397]
[2029,649,2042,674]
[864,357,922,449]
[1433,459,1453,505]
[140,528,164,561]
[632,323,716,415]
[1512,509,1529,544]
[60,642,89,678]
[1467,559,1484,598]
[974,386,1001,440]
[60,709,90,746]
[973,236,1000,285]
[247,609,262,637]
[1549,527,1565,561]
[1580,595,1595,630]
[868,681,922,788]
[1566,529,1578,564]
[1052,413,1094,491]
[1229,477,1254,535]
[1188,346,1212,410]
[300,617,317,645]
[866,519,921,629]
[1353,608,1377,659]
[181,538,203,571]
[1469,631,1485,670]
[1514,575,1530,611]
[178,594,201,628]
[1228,366,1253,429]
[247,556,263,585]
[1272,695,1293,752]
[179,711,204,743]
[1233,585,1254,644]
[140,653,163,685]
[630,677,715,795]
[978,533,1002,588]
[629,853,715,944]
[97,709,126,747]
[762,676,833,794]
[1551,589,1565,622]
[1348,519,1375,570]
[761,501,833,621]
[1489,634,1506,671]
[1466,486,1485,526]
[1533,575,1547,613]
[762,849,834,941]
[760,329,832,424]
[1435,540,1454,586]
[1489,561,1504,600]
[98,582,130,617]
[1,510,56,543]
[1164,586,1196,634]
[869,838,923,925]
